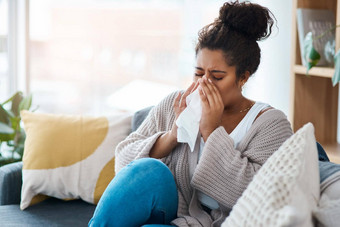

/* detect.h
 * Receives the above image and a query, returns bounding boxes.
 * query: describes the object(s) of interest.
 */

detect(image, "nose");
[205,72,212,80]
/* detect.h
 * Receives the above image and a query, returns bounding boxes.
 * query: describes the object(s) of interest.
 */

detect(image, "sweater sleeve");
[115,91,179,173]
[191,109,293,209]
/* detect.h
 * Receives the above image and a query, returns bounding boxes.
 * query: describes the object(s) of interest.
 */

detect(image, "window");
[0,0,9,100]
[29,0,225,114]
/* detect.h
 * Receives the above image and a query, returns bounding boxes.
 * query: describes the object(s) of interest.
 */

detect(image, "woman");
[89,1,293,226]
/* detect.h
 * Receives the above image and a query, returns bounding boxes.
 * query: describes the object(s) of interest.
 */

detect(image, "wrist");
[201,128,215,142]
[202,134,209,142]
[167,130,178,146]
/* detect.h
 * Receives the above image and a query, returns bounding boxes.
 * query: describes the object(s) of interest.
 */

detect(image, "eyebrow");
[195,67,226,74]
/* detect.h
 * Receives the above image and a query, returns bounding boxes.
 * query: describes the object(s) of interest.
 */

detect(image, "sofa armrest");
[0,161,23,205]
[131,106,153,132]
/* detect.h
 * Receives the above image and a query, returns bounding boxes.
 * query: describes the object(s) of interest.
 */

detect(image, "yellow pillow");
[20,110,132,210]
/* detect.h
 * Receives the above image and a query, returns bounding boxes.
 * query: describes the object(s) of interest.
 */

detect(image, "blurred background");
[0,0,292,115]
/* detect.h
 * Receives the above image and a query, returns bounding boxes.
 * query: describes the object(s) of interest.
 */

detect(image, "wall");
[244,0,293,116]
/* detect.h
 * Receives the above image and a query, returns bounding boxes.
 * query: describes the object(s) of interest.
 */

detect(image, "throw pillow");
[20,110,132,210]
[222,123,320,227]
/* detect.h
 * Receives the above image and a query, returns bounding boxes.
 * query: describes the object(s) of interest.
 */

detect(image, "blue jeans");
[88,158,178,227]
[317,142,330,162]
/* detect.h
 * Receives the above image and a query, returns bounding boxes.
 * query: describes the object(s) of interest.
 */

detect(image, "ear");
[240,71,250,84]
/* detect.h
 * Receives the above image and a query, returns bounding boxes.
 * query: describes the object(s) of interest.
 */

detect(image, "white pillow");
[20,111,133,210]
[222,123,320,227]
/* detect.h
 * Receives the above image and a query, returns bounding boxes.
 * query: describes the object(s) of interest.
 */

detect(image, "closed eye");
[213,77,222,81]
[195,74,222,81]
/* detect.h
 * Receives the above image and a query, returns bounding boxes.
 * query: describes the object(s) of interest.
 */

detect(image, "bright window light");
[0,0,9,100]
[29,0,226,114]
[106,79,180,113]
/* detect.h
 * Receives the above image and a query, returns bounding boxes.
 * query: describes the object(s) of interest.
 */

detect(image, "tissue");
[175,88,202,151]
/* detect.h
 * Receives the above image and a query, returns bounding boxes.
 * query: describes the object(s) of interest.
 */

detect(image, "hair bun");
[218,1,274,41]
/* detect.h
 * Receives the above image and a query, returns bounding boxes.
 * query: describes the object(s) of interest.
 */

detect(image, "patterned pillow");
[222,123,320,227]
[20,110,132,210]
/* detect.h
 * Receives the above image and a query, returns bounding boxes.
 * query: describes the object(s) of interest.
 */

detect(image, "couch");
[0,106,153,227]
[1,105,339,227]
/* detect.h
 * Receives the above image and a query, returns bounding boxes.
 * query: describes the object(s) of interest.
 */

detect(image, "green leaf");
[0,122,15,141]
[333,49,340,86]
[0,105,10,124]
[11,92,24,117]
[6,109,15,118]
[10,116,20,132]
[1,91,22,106]
[19,94,32,112]
[303,32,321,73]
[0,122,15,134]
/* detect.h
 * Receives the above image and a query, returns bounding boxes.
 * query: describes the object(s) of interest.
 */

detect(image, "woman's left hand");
[198,76,224,141]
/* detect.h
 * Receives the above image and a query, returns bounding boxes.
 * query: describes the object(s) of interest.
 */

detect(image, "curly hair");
[195,1,275,80]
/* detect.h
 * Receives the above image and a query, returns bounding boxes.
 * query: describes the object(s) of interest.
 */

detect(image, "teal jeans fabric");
[88,158,178,227]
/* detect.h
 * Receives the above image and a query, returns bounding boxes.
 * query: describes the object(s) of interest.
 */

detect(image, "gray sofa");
[0,106,153,227]
[0,105,336,226]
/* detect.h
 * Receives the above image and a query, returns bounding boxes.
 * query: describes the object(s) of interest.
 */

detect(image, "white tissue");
[175,88,202,151]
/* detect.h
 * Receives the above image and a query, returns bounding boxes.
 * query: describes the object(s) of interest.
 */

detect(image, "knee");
[130,158,169,173]
[131,157,165,167]
[127,158,174,183]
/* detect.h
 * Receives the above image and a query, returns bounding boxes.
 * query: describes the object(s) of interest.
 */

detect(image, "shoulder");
[252,106,292,132]
[254,105,273,121]
[242,107,293,151]
[259,107,288,119]
[251,102,287,121]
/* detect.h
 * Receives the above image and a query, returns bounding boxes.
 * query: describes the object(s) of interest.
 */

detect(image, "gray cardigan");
[115,91,293,227]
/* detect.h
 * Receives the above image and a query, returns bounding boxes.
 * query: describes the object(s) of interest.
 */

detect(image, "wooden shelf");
[293,65,335,78]
[324,142,340,164]
[290,0,339,147]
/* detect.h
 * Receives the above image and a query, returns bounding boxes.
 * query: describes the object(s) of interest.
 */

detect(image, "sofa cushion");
[222,123,320,226]
[131,106,153,132]
[0,198,95,226]
[20,111,133,210]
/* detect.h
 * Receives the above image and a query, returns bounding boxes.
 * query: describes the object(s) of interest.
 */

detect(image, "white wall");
[244,0,293,116]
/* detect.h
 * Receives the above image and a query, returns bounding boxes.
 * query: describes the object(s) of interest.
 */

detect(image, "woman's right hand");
[150,81,199,159]
[169,81,200,140]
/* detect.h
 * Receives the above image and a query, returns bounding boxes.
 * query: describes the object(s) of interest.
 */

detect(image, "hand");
[198,76,224,141]
[170,81,200,140]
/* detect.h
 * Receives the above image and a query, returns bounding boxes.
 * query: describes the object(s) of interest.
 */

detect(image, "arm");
[115,91,179,173]
[191,109,293,209]
[149,131,178,159]
[150,81,200,159]
[115,82,200,172]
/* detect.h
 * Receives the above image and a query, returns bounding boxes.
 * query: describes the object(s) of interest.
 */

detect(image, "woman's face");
[194,48,244,108]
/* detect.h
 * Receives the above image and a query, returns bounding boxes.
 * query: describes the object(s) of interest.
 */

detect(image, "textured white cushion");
[222,123,320,227]
[20,111,132,210]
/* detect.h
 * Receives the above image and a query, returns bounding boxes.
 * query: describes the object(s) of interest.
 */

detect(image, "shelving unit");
[290,0,340,163]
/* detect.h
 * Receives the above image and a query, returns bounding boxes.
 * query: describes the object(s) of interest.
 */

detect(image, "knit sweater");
[115,91,293,227]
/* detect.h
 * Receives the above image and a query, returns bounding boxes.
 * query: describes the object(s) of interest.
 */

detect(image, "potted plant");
[304,25,340,86]
[0,92,33,166]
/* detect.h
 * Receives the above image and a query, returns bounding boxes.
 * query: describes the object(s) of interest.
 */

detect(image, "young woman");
[89,1,293,226]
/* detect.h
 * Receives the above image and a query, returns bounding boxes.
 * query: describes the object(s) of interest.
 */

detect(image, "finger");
[180,82,195,107]
[206,78,222,106]
[191,80,200,93]
[198,86,209,107]
[173,92,182,108]
[199,77,215,106]
[209,81,224,107]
